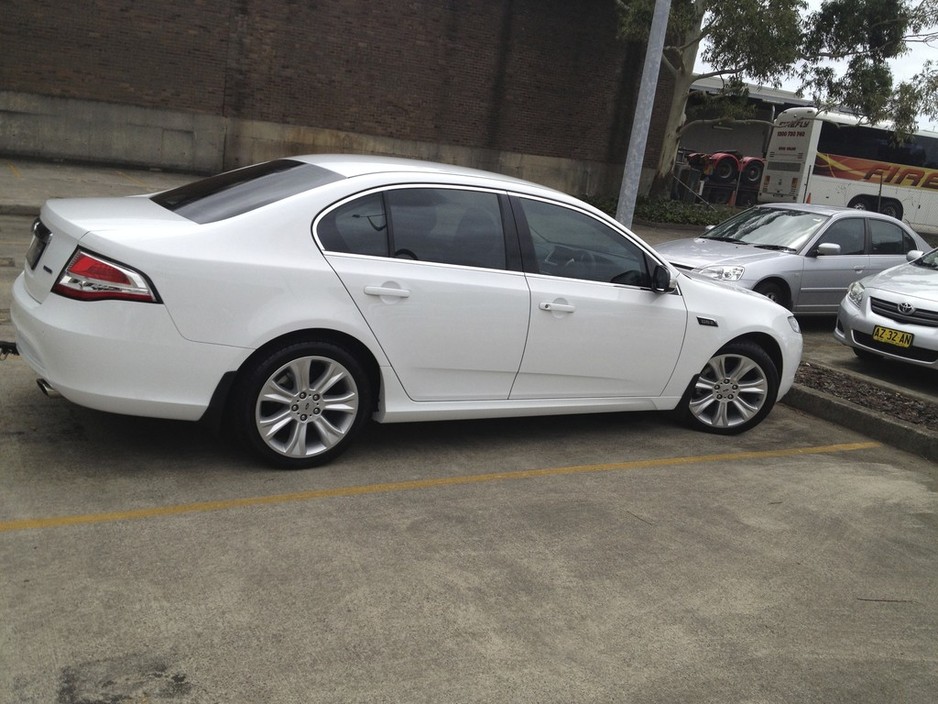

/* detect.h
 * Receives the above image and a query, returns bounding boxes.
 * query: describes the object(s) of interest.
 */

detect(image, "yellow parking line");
[6,161,22,178]
[0,441,881,533]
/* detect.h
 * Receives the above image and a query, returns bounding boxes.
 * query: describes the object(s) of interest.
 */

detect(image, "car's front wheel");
[678,341,779,434]
[234,340,372,468]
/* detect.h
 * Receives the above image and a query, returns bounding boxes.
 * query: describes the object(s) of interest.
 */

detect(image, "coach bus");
[759,106,938,235]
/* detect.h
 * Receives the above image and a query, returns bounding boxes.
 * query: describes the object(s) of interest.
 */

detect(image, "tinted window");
[153,159,343,224]
[386,189,507,269]
[317,193,388,256]
[870,219,915,255]
[817,218,865,255]
[520,198,650,286]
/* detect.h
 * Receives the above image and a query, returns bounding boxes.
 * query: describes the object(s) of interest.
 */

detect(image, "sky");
[694,0,938,131]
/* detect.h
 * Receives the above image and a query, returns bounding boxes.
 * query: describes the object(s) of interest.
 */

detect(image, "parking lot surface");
[2,160,937,702]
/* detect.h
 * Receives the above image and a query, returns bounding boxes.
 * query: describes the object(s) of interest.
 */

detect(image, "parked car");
[835,247,938,368]
[655,203,930,314]
[11,155,802,468]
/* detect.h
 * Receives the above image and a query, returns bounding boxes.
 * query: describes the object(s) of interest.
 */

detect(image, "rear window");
[152,159,343,223]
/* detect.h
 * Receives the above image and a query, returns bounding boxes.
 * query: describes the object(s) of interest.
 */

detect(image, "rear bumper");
[11,274,249,420]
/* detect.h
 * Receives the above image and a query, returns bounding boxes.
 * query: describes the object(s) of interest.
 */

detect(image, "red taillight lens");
[53,250,159,302]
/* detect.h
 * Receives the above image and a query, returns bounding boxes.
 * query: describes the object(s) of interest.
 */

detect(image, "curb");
[783,385,938,463]
[0,205,40,216]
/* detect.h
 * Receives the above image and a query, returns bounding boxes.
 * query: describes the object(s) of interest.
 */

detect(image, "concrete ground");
[1,157,937,703]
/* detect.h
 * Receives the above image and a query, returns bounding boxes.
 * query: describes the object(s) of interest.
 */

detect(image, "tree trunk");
[646,68,696,199]
[645,3,705,200]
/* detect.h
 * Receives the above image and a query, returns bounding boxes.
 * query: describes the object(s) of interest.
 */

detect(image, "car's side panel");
[11,274,246,420]
[327,254,531,401]
[797,252,870,312]
[511,275,687,398]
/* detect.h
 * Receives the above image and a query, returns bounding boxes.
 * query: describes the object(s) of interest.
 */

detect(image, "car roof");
[291,153,542,190]
[753,202,852,216]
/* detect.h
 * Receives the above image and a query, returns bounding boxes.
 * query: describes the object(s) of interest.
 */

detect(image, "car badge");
[897,302,916,315]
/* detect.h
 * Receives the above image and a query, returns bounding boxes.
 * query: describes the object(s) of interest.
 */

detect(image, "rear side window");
[317,188,508,270]
[317,193,388,256]
[387,189,506,269]
[152,159,343,224]
[869,219,916,255]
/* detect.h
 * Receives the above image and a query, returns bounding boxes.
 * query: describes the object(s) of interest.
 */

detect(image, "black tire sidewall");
[679,340,780,435]
[234,340,373,469]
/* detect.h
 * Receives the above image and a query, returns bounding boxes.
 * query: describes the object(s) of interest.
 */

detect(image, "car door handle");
[364,285,411,298]
[539,301,575,313]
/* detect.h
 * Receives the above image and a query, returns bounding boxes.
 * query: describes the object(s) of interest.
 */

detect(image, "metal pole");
[615,0,673,228]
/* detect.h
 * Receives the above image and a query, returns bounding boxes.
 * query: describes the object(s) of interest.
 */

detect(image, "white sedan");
[11,155,803,468]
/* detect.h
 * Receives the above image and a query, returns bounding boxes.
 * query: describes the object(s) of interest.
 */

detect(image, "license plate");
[872,325,913,348]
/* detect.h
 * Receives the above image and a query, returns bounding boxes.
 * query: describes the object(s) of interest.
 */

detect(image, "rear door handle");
[539,301,575,313]
[364,285,411,298]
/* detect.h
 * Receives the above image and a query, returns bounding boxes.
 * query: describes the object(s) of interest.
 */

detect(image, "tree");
[615,0,938,199]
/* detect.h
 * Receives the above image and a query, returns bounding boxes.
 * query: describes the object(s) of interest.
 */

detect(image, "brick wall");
[1,0,669,182]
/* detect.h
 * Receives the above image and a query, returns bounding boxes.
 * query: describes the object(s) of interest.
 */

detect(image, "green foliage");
[584,195,738,226]
[615,0,938,146]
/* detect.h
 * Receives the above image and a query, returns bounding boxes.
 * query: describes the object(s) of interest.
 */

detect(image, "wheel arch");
[753,277,793,309]
[726,331,784,386]
[200,328,382,433]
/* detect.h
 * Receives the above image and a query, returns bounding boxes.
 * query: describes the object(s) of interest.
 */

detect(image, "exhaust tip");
[36,378,61,398]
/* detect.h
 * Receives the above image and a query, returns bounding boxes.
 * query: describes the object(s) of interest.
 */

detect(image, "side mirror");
[652,264,677,293]
[907,250,924,262]
[816,242,841,257]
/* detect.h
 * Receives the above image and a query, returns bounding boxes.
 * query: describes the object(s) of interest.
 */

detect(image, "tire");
[753,281,791,310]
[677,340,779,435]
[852,347,882,363]
[879,199,903,220]
[234,340,373,469]
[711,158,737,183]
[741,160,763,185]
[848,196,872,211]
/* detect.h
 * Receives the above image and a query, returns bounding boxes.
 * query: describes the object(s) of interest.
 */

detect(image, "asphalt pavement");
[1,157,935,461]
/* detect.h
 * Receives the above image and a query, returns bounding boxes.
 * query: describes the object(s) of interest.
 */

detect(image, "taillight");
[53,250,159,302]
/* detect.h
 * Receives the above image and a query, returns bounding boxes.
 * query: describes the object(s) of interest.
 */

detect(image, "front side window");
[816,218,865,255]
[869,220,915,255]
[519,198,650,286]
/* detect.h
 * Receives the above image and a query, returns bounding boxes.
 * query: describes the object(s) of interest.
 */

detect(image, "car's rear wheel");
[678,341,779,434]
[234,340,372,468]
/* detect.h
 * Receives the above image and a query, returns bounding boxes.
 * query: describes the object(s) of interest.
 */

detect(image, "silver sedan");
[835,248,938,368]
[655,203,930,314]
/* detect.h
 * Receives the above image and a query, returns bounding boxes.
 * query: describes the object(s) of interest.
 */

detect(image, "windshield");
[913,248,938,269]
[703,207,831,251]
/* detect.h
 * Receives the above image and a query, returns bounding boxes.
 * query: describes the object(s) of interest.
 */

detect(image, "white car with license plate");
[836,248,938,367]
[11,155,803,468]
